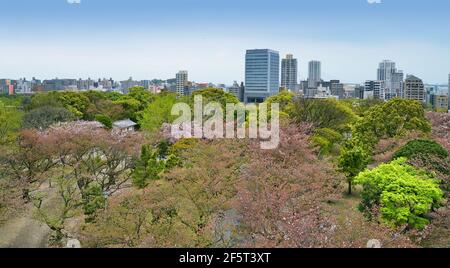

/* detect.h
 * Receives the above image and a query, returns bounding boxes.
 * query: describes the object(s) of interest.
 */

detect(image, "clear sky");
[0,0,449,84]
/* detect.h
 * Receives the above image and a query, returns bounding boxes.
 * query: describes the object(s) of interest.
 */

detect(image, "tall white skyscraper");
[176,70,188,96]
[377,60,404,100]
[308,61,321,88]
[281,54,298,91]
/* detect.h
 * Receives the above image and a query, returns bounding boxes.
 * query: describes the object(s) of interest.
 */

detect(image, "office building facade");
[308,61,321,89]
[281,54,298,91]
[431,95,449,113]
[176,71,188,96]
[404,75,426,102]
[244,49,280,103]
[364,80,383,99]
[377,60,404,100]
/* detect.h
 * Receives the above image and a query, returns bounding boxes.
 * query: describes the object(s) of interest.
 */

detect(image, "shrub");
[355,158,444,229]
[392,140,449,183]
[392,139,449,161]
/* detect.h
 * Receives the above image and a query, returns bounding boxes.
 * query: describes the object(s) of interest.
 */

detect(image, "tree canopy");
[355,158,443,229]
[354,98,431,144]
[22,106,74,130]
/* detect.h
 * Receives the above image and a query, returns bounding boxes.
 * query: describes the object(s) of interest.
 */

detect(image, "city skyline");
[0,0,450,84]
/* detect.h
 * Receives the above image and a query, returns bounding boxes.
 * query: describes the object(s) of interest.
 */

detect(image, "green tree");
[27,92,90,119]
[139,93,178,133]
[57,92,90,119]
[355,158,444,229]
[81,183,106,222]
[114,87,155,122]
[343,98,384,117]
[338,144,370,195]
[22,106,74,130]
[0,101,23,145]
[264,90,295,115]
[26,92,63,111]
[81,91,125,121]
[354,98,431,144]
[393,140,450,184]
[312,128,343,157]
[392,139,448,160]
[132,143,178,189]
[95,114,113,129]
[290,98,357,133]
[191,88,239,108]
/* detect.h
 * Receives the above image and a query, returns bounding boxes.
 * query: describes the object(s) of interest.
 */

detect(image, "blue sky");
[0,0,449,84]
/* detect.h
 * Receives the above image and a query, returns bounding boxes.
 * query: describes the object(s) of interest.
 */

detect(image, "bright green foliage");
[289,98,357,156]
[26,92,64,111]
[355,158,444,229]
[26,88,154,123]
[22,106,74,130]
[95,114,113,129]
[113,98,141,121]
[0,100,23,145]
[264,91,295,116]
[392,139,449,160]
[338,144,370,194]
[139,93,178,133]
[312,128,343,156]
[0,95,24,107]
[127,87,155,109]
[132,142,179,189]
[57,92,91,118]
[112,87,155,123]
[354,98,431,147]
[191,88,239,108]
[27,92,90,119]
[290,98,357,133]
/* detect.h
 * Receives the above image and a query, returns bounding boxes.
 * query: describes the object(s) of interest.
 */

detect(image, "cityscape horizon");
[1,0,450,253]
[1,0,450,84]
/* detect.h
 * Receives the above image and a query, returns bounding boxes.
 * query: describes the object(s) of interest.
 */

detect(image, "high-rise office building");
[404,75,425,102]
[244,49,280,103]
[330,80,344,99]
[176,71,188,96]
[281,54,298,91]
[377,60,404,100]
[308,61,321,89]
[364,80,383,99]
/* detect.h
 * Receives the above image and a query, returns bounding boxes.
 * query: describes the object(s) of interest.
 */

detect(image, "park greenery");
[0,88,448,248]
[355,158,443,230]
